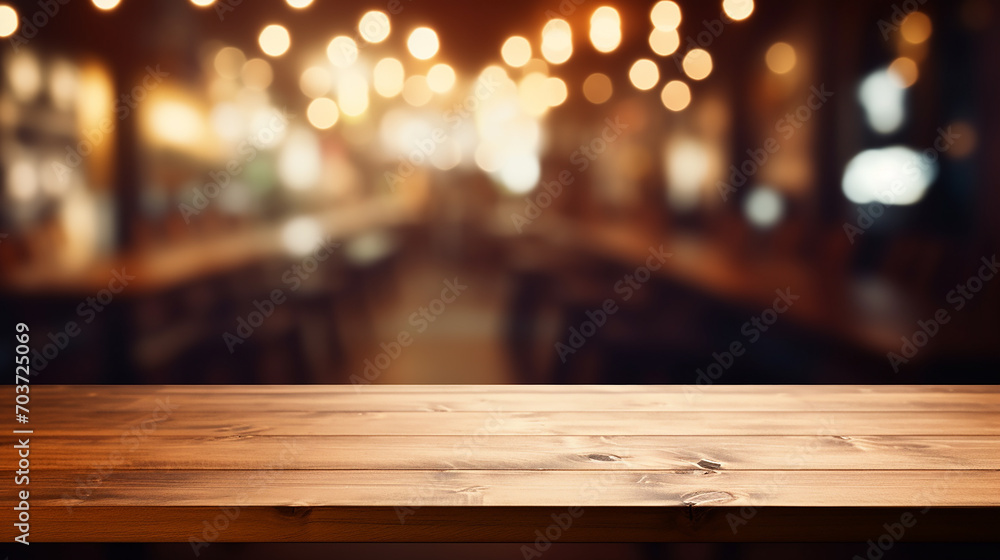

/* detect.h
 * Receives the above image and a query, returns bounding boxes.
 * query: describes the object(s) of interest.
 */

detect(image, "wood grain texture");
[2,385,998,542]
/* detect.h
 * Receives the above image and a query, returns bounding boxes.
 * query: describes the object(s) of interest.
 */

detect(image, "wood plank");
[20,388,1000,412]
[16,410,1000,435]
[29,384,1000,393]
[24,469,1000,508]
[8,435,998,471]
[3,384,997,543]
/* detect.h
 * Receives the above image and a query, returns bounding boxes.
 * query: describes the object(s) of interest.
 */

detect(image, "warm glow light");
[427,63,456,93]
[666,139,710,210]
[722,0,754,21]
[76,64,114,133]
[682,49,713,80]
[0,5,18,37]
[359,10,390,43]
[191,0,216,7]
[649,28,680,56]
[373,58,405,97]
[661,80,691,111]
[498,152,541,194]
[629,59,660,91]
[650,1,682,30]
[338,72,369,117]
[888,57,919,88]
[278,128,321,190]
[307,98,339,129]
[523,58,549,75]
[765,42,797,74]
[901,12,932,44]
[7,161,37,201]
[8,51,42,102]
[402,75,433,106]
[541,19,573,64]
[282,217,324,256]
[502,36,532,68]
[286,0,313,8]
[214,47,246,79]
[210,103,243,141]
[544,77,568,107]
[259,24,290,57]
[327,36,358,67]
[241,58,273,90]
[92,0,121,10]
[589,6,621,53]
[407,27,439,60]
[149,100,204,146]
[49,60,78,111]
[583,73,613,104]
[299,66,332,98]
[519,72,550,116]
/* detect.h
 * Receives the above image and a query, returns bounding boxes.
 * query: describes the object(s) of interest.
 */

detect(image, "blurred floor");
[11,542,998,560]
[341,254,515,385]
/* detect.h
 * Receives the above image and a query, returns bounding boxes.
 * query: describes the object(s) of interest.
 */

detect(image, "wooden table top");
[4,385,999,543]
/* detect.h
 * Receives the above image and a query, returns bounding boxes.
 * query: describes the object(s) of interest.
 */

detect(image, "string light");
[259,25,291,57]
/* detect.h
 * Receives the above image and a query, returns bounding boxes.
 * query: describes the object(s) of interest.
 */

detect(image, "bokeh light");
[148,100,204,147]
[286,0,313,9]
[327,36,358,67]
[682,49,713,80]
[544,77,568,107]
[498,152,541,194]
[259,24,291,57]
[666,139,711,210]
[901,12,933,44]
[649,28,680,56]
[0,5,18,37]
[583,73,613,104]
[278,128,322,190]
[282,217,324,256]
[427,63,456,93]
[373,58,405,98]
[859,68,905,134]
[661,80,691,111]
[842,147,937,205]
[651,1,682,30]
[408,27,440,60]
[359,10,390,43]
[306,98,339,129]
[337,72,370,117]
[589,6,622,53]
[242,58,273,90]
[744,187,786,229]
[765,42,797,74]
[541,19,573,64]
[49,60,79,111]
[519,72,550,116]
[299,66,332,98]
[92,0,121,10]
[191,0,216,6]
[723,0,755,21]
[9,51,42,102]
[502,36,532,68]
[629,59,660,91]
[214,47,246,80]
[888,57,919,88]
[402,75,433,106]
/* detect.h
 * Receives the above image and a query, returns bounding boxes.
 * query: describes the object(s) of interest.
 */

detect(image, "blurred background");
[1,0,998,557]
[2,0,997,387]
